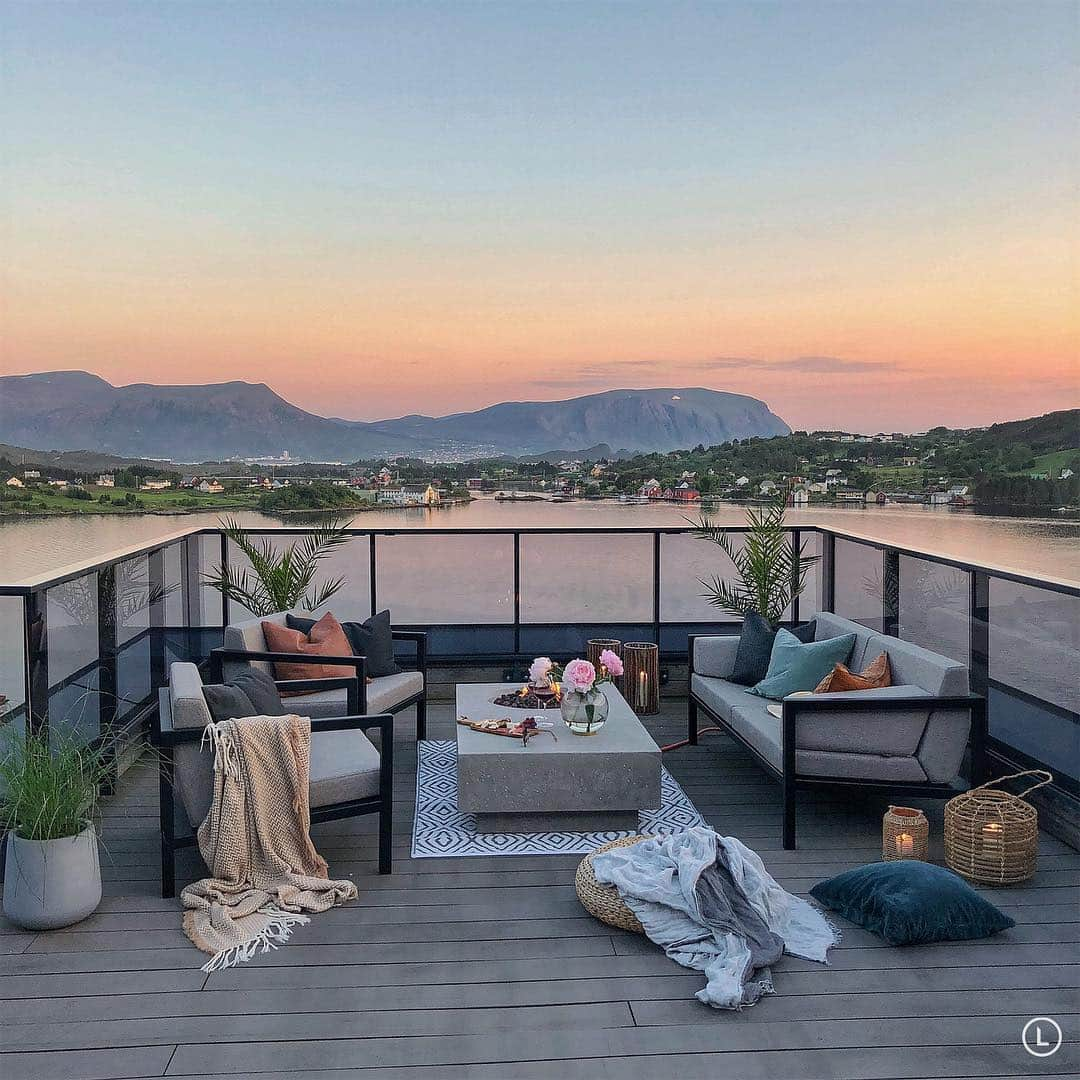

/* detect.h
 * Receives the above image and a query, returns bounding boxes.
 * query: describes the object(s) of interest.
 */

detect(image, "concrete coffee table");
[455,683,661,833]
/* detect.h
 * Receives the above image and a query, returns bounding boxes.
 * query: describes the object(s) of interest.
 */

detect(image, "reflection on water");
[0,499,1077,583]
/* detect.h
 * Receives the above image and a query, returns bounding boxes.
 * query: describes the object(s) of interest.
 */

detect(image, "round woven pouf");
[575,835,651,933]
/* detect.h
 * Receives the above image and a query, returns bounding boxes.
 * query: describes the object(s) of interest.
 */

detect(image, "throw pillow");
[809,861,1015,946]
[262,611,355,685]
[815,651,892,693]
[228,668,286,715]
[287,609,402,678]
[748,629,856,700]
[729,615,817,686]
[201,683,258,723]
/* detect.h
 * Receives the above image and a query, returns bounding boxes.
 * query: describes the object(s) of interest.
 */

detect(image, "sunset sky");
[2,1,1076,432]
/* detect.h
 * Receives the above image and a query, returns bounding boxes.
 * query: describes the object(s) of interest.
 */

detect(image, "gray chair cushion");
[283,671,424,719]
[798,749,927,783]
[230,669,286,715]
[728,700,783,770]
[309,730,381,806]
[202,683,259,723]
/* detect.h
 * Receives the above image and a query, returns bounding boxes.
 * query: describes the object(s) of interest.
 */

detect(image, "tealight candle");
[895,833,914,857]
[982,821,1004,853]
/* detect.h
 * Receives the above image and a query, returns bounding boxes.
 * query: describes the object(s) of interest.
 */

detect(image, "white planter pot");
[3,826,102,930]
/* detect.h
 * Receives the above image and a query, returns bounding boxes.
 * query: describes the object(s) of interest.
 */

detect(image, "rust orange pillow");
[814,651,892,694]
[261,612,354,690]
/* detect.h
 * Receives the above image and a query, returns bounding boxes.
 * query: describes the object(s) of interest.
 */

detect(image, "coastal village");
[2,413,1077,517]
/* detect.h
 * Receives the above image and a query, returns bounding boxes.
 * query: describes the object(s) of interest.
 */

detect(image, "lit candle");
[982,821,1004,853]
[639,669,647,708]
[895,833,914,857]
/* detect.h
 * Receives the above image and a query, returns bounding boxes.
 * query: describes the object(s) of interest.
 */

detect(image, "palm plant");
[203,515,353,617]
[691,500,819,626]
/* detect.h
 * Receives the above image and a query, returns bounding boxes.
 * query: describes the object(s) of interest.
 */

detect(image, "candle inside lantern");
[895,832,914,857]
[982,821,1004,853]
[638,669,647,708]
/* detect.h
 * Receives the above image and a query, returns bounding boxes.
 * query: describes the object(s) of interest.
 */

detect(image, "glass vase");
[560,688,609,736]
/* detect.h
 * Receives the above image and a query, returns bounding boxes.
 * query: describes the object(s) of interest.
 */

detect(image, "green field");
[1027,449,1078,477]
[0,487,259,517]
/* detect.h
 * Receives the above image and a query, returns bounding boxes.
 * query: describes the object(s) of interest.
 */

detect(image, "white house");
[196,479,224,494]
[759,480,778,495]
[807,481,829,495]
[946,485,969,498]
[23,469,40,480]
[1061,468,1074,480]
[734,476,750,488]
[96,474,115,488]
[47,479,69,488]
[5,476,24,488]
[791,487,809,506]
[140,479,172,490]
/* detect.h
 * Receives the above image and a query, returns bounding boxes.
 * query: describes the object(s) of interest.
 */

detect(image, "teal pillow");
[810,861,1015,946]
[748,628,855,700]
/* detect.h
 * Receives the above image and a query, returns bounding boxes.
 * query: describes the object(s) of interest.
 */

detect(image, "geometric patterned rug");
[411,739,706,858]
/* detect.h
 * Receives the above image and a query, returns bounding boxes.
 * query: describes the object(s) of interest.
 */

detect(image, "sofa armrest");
[691,634,740,679]
[781,692,984,782]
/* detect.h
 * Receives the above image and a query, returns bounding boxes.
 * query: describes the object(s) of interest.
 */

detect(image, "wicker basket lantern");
[575,835,650,933]
[586,639,622,688]
[944,770,1052,885]
[623,642,660,715]
[882,805,929,861]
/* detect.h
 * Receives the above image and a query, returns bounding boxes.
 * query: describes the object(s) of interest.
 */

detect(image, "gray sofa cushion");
[728,700,783,770]
[690,672,753,723]
[692,636,740,679]
[796,686,932,757]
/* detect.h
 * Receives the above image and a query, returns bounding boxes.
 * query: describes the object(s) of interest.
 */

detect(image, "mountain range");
[0,372,790,461]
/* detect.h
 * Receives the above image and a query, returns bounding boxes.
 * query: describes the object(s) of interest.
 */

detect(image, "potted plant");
[1,732,111,929]
[691,499,818,626]
[552,651,623,736]
[204,514,353,616]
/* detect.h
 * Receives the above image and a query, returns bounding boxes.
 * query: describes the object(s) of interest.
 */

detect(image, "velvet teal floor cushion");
[748,628,855,700]
[809,861,1015,946]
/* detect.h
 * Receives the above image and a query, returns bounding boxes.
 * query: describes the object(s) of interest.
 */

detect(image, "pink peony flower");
[562,658,597,693]
[529,656,554,684]
[599,649,623,677]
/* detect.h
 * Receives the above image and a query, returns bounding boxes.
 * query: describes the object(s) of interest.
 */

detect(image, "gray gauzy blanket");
[591,827,838,1008]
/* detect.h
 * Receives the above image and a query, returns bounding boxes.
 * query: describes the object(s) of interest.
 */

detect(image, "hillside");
[967,410,1079,455]
[0,373,790,460]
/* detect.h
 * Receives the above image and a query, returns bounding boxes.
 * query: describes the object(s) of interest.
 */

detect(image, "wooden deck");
[1,700,1076,1080]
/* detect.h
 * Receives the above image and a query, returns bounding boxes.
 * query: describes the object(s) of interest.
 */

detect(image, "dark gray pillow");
[287,609,401,678]
[201,683,259,723]
[729,614,816,686]
[229,669,286,715]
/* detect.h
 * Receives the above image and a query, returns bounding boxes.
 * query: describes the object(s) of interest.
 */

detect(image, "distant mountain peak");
[0,371,790,461]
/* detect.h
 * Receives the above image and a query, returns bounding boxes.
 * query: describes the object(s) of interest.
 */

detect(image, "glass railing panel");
[117,635,151,718]
[0,596,27,752]
[797,531,822,623]
[164,542,185,625]
[48,667,99,746]
[375,533,513,624]
[897,556,969,665]
[223,532,372,622]
[520,533,653,624]
[46,573,98,684]
[833,538,884,631]
[659,532,742,624]
[196,534,224,626]
[115,556,150,645]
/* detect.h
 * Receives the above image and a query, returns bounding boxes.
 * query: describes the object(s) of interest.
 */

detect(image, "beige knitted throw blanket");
[181,714,358,972]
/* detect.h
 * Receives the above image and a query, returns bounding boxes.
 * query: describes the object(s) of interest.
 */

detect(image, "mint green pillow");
[748,628,856,700]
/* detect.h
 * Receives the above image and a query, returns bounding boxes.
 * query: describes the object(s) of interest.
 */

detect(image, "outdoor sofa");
[687,611,987,848]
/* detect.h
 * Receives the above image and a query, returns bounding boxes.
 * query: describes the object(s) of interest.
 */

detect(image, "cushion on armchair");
[287,608,401,678]
[262,612,355,688]
[749,629,856,700]
[202,669,286,722]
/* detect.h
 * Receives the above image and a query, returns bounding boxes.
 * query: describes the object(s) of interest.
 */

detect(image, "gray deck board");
[1,699,1075,1079]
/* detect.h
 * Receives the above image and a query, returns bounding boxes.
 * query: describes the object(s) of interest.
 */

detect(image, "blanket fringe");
[201,720,242,782]
[200,905,311,973]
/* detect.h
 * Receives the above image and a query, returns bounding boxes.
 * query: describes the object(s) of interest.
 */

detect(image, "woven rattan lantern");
[882,806,929,861]
[944,770,1052,885]
[586,639,622,686]
[623,642,659,714]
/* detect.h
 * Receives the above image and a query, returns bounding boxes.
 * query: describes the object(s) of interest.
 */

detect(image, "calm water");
[0,499,1077,584]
